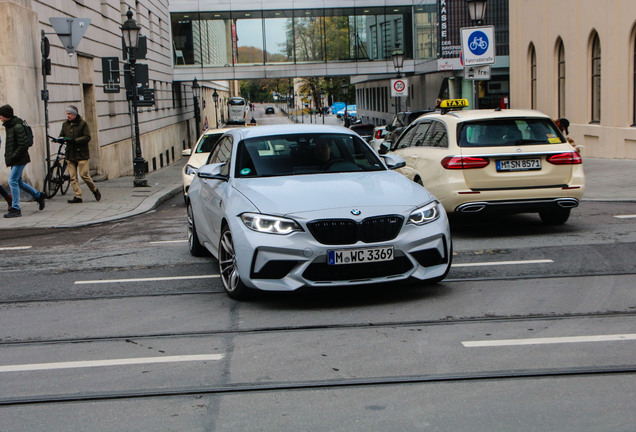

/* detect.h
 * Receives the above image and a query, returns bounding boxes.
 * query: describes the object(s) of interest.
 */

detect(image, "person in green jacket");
[1,104,46,218]
[58,105,101,203]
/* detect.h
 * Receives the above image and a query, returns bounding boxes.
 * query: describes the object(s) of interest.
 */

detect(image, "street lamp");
[121,8,147,187]
[320,91,325,124]
[466,0,488,25]
[212,88,219,128]
[392,47,405,115]
[192,77,201,136]
[341,83,350,127]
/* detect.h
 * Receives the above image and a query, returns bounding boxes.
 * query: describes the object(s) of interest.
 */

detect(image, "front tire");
[218,226,250,300]
[44,164,62,198]
[539,208,571,225]
[187,202,208,257]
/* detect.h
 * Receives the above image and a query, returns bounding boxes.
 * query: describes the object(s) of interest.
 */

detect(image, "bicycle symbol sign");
[468,31,489,55]
[461,26,496,66]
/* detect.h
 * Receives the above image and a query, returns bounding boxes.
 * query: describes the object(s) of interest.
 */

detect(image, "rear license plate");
[496,158,541,172]
[328,246,394,265]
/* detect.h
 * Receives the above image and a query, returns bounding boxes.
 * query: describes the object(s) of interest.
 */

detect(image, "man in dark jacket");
[1,104,46,218]
[58,105,100,203]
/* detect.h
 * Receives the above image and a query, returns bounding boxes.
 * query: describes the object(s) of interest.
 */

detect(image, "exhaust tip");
[557,198,579,209]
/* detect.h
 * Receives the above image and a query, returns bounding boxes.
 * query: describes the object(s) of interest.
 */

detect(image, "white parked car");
[182,128,233,200]
[368,125,388,153]
[187,125,452,299]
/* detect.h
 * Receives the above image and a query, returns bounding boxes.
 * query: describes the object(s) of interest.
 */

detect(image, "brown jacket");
[59,115,91,162]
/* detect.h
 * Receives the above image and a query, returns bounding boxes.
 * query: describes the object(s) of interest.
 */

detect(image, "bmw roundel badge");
[351,209,361,215]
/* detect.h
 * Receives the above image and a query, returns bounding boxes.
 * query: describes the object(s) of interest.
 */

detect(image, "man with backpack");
[0,104,46,218]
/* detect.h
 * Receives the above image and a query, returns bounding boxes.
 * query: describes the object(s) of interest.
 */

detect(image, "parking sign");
[461,26,496,66]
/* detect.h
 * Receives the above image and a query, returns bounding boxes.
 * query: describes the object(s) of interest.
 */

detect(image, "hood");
[232,171,434,218]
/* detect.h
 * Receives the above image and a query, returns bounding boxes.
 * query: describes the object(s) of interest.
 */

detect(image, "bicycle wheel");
[44,163,62,198]
[60,161,71,195]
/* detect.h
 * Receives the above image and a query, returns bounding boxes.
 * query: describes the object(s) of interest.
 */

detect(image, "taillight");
[547,152,582,165]
[441,155,490,169]
[375,130,383,139]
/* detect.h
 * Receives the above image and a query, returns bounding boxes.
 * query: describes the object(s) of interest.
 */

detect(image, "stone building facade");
[509,0,636,159]
[0,0,229,190]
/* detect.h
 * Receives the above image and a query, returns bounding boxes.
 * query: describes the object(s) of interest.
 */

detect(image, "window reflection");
[170,7,412,66]
[235,11,264,64]
[264,11,293,63]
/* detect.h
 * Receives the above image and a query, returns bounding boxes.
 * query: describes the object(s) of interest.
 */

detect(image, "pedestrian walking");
[0,136,13,210]
[1,104,46,218]
[58,105,101,203]
[554,118,583,154]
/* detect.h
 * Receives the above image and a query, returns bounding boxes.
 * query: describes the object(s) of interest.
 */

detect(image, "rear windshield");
[458,118,565,147]
[234,133,385,178]
[196,133,224,153]
[228,98,245,106]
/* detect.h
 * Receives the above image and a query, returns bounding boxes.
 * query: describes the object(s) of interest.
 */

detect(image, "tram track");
[1,364,634,406]
[0,270,634,306]
[1,310,634,347]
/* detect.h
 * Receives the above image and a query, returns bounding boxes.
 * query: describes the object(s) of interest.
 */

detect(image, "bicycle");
[44,136,71,198]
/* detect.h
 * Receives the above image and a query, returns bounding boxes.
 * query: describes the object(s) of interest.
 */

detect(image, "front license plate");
[496,158,541,172]
[328,246,394,265]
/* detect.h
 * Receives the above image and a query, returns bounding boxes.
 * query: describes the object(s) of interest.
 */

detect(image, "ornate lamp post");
[341,83,350,127]
[212,89,219,128]
[320,91,325,124]
[192,77,201,135]
[466,0,488,26]
[121,8,147,187]
[391,47,405,115]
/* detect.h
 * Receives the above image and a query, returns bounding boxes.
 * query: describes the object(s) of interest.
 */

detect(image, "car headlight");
[184,164,197,176]
[240,213,303,235]
[408,201,440,225]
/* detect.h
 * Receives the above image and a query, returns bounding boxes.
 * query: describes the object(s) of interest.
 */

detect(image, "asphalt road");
[1,107,635,431]
[1,190,635,431]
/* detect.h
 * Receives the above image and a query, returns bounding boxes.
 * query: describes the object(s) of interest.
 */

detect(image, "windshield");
[228,98,246,106]
[234,133,385,178]
[458,118,565,147]
[195,133,224,153]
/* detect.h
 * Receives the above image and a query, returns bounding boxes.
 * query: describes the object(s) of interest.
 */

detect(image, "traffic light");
[41,35,52,76]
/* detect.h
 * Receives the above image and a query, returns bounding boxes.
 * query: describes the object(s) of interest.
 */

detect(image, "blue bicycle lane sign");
[461,26,496,66]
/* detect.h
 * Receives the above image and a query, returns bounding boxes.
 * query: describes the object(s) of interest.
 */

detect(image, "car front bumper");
[228,213,452,292]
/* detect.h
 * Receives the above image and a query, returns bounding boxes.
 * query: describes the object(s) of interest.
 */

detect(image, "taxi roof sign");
[440,99,469,109]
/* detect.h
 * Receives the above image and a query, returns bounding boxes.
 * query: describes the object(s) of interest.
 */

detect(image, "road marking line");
[0,246,32,251]
[614,214,636,219]
[0,354,225,373]
[149,240,188,244]
[462,334,636,348]
[453,259,553,268]
[74,275,219,284]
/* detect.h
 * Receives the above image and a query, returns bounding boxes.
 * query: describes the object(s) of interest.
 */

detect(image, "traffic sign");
[464,65,491,80]
[49,17,91,56]
[461,26,495,66]
[391,78,409,97]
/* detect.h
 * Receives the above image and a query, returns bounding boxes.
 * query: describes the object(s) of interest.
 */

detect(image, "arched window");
[530,44,537,109]
[557,39,566,118]
[633,29,636,126]
[591,32,601,123]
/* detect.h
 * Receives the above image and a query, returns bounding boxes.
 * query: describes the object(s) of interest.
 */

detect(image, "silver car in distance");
[187,125,452,300]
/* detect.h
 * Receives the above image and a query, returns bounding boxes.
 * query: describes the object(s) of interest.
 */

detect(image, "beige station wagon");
[389,100,585,224]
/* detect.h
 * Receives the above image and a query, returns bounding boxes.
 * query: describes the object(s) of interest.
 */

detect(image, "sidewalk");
[1,158,185,230]
[1,146,634,230]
